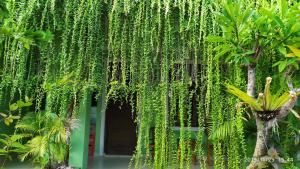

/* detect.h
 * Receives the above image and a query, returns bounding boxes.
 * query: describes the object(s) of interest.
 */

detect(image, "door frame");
[95,88,107,156]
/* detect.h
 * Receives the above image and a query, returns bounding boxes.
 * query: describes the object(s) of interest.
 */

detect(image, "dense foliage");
[0,0,299,169]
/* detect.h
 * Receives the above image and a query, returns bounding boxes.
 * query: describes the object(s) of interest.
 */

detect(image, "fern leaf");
[209,121,234,141]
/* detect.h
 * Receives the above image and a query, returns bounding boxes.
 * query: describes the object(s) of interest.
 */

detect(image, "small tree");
[207,1,300,168]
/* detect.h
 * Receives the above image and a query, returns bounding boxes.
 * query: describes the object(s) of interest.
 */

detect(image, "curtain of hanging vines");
[0,0,277,169]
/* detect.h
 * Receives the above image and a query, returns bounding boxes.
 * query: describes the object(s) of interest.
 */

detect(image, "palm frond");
[50,142,66,162]
[209,121,234,141]
[47,117,67,143]
[10,134,32,141]
[15,113,40,132]
[27,136,48,158]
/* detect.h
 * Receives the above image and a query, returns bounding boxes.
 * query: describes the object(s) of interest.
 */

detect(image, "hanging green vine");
[1,0,300,168]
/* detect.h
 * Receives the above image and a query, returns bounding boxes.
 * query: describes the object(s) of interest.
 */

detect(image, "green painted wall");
[69,90,91,169]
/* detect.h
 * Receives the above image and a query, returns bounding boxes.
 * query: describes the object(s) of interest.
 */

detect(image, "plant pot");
[256,110,279,121]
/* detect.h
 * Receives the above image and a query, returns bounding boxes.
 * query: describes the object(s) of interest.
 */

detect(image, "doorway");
[104,100,137,155]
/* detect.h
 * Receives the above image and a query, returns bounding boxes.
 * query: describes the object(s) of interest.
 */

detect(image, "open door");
[104,100,137,155]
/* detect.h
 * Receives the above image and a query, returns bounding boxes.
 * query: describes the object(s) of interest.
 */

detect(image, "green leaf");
[223,3,234,22]
[259,8,273,17]
[278,46,286,55]
[23,42,30,49]
[0,149,7,154]
[274,16,284,28]
[23,102,32,107]
[290,109,300,119]
[19,152,30,162]
[214,44,231,51]
[25,96,29,102]
[43,83,52,91]
[17,100,26,108]
[25,96,31,103]
[215,47,231,60]
[278,61,287,72]
[0,112,7,118]
[43,30,53,42]
[209,121,234,141]
[205,36,226,43]
[272,92,291,110]
[9,103,18,111]
[286,53,295,57]
[4,117,13,126]
[287,45,300,57]
[291,61,299,70]
[0,27,12,35]
[243,50,255,55]
[280,0,288,17]
[225,84,263,111]
[291,23,300,33]
[19,37,32,49]
[4,118,9,125]
[11,115,20,120]
[242,7,254,24]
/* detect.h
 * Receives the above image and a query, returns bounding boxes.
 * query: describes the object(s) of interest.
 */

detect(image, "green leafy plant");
[0,72,78,168]
[207,1,300,168]
[0,0,52,56]
[0,112,74,169]
[0,115,74,168]
[42,73,75,91]
[0,97,32,126]
[2,0,300,168]
[0,1,9,20]
[0,134,29,167]
[226,77,299,112]
[206,0,300,69]
[16,112,71,168]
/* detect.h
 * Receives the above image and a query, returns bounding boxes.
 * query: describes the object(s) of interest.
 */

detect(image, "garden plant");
[0,0,300,169]
[207,1,300,168]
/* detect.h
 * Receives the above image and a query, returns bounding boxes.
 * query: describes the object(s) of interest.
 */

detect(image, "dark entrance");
[104,100,137,155]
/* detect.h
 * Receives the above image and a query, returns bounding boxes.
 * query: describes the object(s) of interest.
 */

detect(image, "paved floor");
[3,156,214,169]
[88,155,208,169]
[3,161,36,169]
[4,156,300,169]
[3,156,132,169]
[89,155,132,169]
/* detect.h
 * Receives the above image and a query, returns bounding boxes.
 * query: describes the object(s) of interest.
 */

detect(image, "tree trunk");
[246,64,270,169]
[247,64,256,97]
[247,119,269,169]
